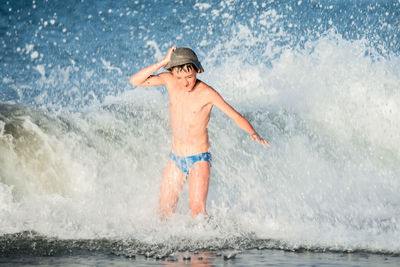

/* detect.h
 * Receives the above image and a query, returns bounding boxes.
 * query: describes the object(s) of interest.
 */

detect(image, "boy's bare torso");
[164,74,213,156]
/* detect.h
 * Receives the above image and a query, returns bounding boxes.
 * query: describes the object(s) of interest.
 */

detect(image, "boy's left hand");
[250,133,270,147]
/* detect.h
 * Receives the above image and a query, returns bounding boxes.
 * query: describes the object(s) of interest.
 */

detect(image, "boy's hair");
[170,63,198,73]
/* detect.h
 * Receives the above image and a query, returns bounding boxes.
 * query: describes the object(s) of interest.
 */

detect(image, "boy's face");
[172,68,197,92]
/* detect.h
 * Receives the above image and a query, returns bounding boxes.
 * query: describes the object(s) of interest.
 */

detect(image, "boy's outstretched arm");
[210,90,270,147]
[130,46,176,87]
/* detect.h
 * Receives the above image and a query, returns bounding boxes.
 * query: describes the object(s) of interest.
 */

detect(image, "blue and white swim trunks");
[169,152,212,175]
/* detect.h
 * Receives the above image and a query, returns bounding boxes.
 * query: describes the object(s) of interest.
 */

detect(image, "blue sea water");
[1,0,400,265]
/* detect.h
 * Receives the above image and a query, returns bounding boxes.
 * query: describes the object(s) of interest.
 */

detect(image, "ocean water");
[1,0,400,265]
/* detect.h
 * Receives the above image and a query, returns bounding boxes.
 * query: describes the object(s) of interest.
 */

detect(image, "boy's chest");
[169,92,211,119]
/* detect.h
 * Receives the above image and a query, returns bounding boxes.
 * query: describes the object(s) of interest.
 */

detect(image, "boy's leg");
[188,161,210,217]
[158,159,186,218]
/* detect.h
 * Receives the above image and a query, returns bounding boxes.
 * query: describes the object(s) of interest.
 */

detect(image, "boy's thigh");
[188,161,210,195]
[161,159,186,194]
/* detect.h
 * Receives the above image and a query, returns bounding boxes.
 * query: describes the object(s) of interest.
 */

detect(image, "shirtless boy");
[130,46,269,218]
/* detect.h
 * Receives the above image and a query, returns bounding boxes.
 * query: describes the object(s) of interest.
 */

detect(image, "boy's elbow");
[130,76,139,87]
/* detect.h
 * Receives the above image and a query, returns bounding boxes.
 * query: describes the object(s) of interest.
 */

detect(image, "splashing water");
[1,0,400,256]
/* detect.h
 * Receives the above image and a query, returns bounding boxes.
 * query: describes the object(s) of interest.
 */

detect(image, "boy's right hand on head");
[164,45,177,65]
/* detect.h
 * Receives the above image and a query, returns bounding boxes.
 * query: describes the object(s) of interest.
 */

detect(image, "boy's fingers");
[260,139,270,147]
[249,134,270,147]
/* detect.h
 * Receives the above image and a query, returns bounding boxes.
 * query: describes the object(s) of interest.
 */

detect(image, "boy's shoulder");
[196,80,222,104]
[197,79,213,90]
[197,80,218,95]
